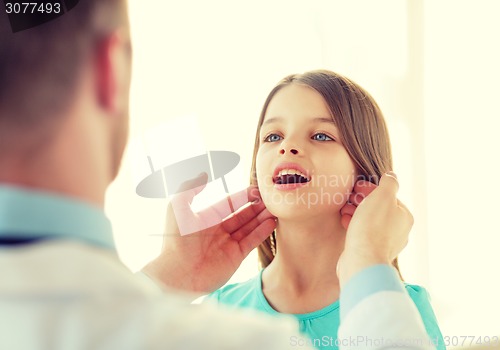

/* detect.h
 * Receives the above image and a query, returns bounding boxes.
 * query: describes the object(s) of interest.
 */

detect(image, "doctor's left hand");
[142,173,276,294]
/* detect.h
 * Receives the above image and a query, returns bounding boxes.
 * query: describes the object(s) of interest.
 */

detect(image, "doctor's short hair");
[0,0,128,141]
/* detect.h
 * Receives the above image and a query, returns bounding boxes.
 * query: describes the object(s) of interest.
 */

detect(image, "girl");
[207,70,443,349]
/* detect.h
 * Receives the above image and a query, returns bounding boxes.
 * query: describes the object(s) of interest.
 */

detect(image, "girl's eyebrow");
[262,116,336,125]
[312,117,336,125]
[262,117,283,125]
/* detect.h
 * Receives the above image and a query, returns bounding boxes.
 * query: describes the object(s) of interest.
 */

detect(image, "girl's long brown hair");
[250,70,402,278]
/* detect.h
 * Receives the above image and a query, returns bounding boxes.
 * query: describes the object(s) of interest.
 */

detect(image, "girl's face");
[256,84,357,221]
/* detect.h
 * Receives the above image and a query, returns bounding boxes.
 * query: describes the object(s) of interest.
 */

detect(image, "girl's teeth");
[279,169,305,177]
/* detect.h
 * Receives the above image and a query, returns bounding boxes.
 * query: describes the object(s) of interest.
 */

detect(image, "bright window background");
[105,0,500,344]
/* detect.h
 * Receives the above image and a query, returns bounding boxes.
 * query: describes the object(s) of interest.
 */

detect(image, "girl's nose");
[279,148,299,155]
[278,135,302,156]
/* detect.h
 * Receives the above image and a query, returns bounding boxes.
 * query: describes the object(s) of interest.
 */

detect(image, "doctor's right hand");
[142,173,276,294]
[337,172,414,286]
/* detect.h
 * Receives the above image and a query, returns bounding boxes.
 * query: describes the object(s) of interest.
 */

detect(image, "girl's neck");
[261,214,346,312]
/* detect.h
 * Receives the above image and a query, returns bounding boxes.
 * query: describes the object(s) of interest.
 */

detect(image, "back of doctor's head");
[0,0,128,150]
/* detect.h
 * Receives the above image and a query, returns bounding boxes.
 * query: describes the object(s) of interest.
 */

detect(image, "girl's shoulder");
[403,283,445,349]
[403,283,437,317]
[403,283,433,303]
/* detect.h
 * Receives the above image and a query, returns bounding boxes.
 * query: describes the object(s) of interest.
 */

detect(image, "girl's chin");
[261,187,350,205]
[267,203,343,221]
[261,191,348,215]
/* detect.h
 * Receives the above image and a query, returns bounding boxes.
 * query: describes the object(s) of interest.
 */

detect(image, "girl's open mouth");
[273,174,310,184]
[273,170,311,190]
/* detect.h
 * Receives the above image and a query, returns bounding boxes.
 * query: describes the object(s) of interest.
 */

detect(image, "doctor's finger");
[352,180,378,198]
[170,173,209,210]
[221,201,273,234]
[340,202,356,217]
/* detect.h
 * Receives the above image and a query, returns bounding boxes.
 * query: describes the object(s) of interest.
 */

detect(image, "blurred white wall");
[424,0,500,340]
[104,0,500,343]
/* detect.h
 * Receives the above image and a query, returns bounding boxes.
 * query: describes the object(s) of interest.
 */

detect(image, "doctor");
[0,1,433,349]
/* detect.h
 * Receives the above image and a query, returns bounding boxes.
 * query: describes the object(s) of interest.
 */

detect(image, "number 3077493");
[5,2,61,14]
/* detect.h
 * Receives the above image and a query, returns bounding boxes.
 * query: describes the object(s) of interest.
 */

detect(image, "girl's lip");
[274,182,310,191]
[272,162,311,181]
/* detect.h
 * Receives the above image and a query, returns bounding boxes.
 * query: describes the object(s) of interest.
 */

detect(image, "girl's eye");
[265,134,282,142]
[312,133,334,141]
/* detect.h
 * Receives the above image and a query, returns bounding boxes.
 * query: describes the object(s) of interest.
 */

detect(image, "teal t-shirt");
[207,269,445,350]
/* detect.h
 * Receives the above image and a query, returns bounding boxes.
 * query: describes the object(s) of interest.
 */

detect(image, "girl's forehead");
[263,84,334,124]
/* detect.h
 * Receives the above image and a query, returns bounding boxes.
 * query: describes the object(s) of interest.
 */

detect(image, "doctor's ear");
[93,29,131,114]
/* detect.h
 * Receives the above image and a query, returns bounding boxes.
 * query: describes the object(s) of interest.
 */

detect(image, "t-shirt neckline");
[256,268,340,321]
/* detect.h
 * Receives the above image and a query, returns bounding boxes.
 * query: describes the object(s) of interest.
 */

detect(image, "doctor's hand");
[337,173,413,286]
[340,179,378,230]
[142,173,276,294]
